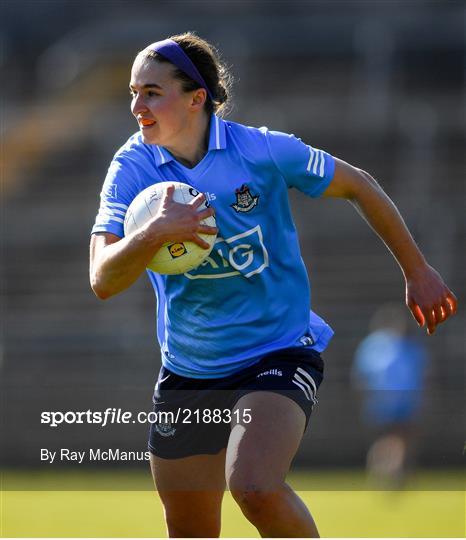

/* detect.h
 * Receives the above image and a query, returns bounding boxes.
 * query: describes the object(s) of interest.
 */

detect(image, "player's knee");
[230,482,283,523]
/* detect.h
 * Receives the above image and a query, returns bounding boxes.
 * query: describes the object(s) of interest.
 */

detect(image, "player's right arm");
[90,229,161,300]
[90,186,217,299]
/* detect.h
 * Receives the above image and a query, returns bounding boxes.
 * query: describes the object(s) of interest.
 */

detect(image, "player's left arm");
[322,157,457,335]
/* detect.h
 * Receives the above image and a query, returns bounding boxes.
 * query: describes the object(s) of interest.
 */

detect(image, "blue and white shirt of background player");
[92,114,336,379]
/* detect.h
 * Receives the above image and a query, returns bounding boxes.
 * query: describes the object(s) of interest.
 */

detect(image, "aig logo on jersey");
[185,225,269,280]
[231,184,259,213]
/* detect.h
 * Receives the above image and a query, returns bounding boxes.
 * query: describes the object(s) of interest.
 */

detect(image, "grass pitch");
[1,469,464,537]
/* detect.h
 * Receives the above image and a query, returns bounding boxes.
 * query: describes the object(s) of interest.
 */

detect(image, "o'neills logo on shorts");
[257,369,283,378]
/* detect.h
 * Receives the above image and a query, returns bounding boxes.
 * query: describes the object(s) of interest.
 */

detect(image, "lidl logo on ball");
[185,225,269,280]
[168,243,187,258]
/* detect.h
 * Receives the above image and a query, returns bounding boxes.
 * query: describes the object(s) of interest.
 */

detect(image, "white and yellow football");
[124,181,217,275]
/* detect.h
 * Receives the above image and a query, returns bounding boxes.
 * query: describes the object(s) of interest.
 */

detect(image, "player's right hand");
[145,184,218,249]
[405,263,458,335]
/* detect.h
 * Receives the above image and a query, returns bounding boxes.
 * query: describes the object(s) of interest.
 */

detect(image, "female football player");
[89,32,457,537]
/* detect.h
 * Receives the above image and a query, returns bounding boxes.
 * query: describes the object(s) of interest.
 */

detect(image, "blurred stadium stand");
[1,1,464,468]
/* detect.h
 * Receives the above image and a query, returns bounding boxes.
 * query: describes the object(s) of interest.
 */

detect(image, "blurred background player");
[352,303,429,489]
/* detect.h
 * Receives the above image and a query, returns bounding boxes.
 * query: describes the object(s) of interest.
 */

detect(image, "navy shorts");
[148,347,324,459]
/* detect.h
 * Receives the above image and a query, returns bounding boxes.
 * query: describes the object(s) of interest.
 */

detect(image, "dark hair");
[141,32,233,117]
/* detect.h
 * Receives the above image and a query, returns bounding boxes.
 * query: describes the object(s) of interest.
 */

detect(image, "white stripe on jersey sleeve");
[99,206,126,217]
[307,147,327,178]
[306,147,315,173]
[312,150,322,176]
[318,153,325,177]
[96,205,126,225]
[103,202,128,210]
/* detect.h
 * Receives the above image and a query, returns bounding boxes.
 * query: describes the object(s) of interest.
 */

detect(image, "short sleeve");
[265,130,335,197]
[91,158,138,238]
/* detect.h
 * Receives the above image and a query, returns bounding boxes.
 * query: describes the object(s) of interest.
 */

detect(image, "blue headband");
[147,39,214,100]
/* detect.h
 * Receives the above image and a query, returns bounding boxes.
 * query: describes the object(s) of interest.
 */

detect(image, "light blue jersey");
[353,330,428,423]
[92,115,336,378]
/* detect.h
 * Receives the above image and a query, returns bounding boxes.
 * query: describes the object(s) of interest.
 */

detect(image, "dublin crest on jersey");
[231,184,259,213]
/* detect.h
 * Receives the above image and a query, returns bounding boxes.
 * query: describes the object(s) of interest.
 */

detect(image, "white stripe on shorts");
[292,378,312,401]
[293,373,316,402]
[296,367,317,398]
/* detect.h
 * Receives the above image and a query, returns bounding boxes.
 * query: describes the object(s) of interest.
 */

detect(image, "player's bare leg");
[226,391,320,538]
[150,450,226,537]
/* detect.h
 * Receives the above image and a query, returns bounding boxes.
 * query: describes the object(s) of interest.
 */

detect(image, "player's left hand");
[405,264,457,335]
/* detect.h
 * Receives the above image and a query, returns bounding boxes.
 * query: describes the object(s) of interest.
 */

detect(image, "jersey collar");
[153,114,226,167]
